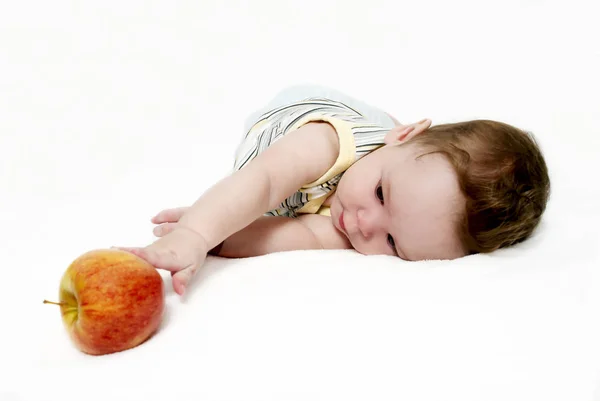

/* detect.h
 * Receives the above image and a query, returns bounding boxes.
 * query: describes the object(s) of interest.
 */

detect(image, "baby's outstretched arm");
[117,122,341,295]
[153,208,350,258]
[178,121,339,252]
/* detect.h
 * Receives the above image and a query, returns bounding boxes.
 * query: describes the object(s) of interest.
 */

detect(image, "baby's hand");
[151,207,189,237]
[114,225,207,297]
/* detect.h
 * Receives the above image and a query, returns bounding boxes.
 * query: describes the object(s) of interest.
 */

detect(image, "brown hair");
[409,120,550,254]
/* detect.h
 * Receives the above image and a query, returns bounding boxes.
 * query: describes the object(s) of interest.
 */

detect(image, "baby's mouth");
[339,211,346,233]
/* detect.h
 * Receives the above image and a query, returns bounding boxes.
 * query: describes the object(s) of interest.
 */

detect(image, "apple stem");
[43,300,65,306]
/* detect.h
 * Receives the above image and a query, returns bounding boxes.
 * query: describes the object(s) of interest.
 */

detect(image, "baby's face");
[329,142,466,261]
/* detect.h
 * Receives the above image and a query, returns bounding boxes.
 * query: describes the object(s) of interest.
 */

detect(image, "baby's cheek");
[350,240,367,255]
[350,239,379,256]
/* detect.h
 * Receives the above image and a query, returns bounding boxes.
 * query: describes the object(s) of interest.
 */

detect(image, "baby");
[116,85,551,296]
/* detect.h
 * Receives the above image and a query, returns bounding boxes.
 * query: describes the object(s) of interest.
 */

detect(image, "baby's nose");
[356,209,383,239]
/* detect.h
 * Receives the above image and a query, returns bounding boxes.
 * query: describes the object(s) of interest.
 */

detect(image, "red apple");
[44,249,165,355]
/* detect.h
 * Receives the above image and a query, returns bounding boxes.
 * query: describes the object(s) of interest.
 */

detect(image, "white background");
[1,1,599,400]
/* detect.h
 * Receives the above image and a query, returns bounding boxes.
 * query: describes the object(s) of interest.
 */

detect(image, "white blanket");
[2,1,599,400]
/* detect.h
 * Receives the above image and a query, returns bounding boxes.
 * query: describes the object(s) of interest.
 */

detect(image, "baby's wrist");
[174,225,211,253]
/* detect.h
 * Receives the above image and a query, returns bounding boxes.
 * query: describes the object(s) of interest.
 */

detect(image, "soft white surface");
[1,1,599,400]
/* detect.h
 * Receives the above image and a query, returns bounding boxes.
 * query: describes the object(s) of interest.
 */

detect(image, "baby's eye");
[376,184,384,204]
[387,234,396,250]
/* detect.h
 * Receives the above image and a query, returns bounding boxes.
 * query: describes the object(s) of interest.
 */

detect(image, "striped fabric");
[233,90,395,218]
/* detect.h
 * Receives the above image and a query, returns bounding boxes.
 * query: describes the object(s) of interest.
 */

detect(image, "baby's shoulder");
[297,214,352,250]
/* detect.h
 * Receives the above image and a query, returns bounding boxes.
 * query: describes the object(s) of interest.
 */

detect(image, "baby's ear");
[384,119,431,145]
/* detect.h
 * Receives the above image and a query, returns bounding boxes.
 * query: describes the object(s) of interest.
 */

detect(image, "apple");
[44,249,165,355]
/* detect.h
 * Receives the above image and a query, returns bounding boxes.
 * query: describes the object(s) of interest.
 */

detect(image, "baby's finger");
[153,223,178,237]
[111,246,158,265]
[171,266,196,296]
[151,207,188,224]
[151,208,180,224]
[111,246,141,254]
[114,245,183,273]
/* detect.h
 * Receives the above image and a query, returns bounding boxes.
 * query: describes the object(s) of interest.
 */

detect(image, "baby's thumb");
[172,267,195,296]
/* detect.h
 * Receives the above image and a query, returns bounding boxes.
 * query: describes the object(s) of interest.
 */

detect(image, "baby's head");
[330,119,550,260]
